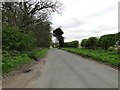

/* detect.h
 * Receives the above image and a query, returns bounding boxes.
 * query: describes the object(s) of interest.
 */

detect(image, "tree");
[64,40,79,48]
[87,37,98,49]
[53,28,64,47]
[2,0,62,29]
[2,25,36,51]
[99,34,116,49]
[2,0,63,50]
[81,39,88,48]
[114,32,120,45]
[34,21,52,47]
[81,37,98,49]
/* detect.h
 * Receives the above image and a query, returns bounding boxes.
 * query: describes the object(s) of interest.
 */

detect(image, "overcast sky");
[52,0,119,43]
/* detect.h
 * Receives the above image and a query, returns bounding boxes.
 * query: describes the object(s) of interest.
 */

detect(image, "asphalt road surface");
[26,48,118,88]
[3,48,118,88]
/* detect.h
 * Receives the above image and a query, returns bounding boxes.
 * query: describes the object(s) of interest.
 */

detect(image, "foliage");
[99,34,117,49]
[34,21,52,47]
[2,0,63,74]
[81,33,119,50]
[62,48,119,68]
[81,37,98,49]
[2,0,63,49]
[64,40,79,48]
[81,39,87,48]
[53,28,64,47]
[2,25,36,51]
[2,52,32,74]
[2,1,63,29]
[2,48,48,74]
[28,48,48,60]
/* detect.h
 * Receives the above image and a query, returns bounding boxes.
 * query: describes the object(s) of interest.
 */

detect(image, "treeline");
[81,32,120,50]
[2,0,62,51]
[64,40,79,48]
[2,1,63,74]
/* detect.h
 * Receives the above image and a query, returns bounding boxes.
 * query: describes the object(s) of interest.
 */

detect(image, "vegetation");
[2,48,48,74]
[81,37,98,49]
[62,33,119,68]
[99,34,118,50]
[28,48,48,60]
[53,28,64,48]
[81,33,119,50]
[2,25,36,51]
[62,48,119,68]
[64,40,79,48]
[2,0,63,74]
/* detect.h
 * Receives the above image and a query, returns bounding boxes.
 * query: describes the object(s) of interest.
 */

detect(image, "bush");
[64,40,79,48]
[81,37,98,49]
[99,34,116,50]
[2,25,36,51]
[81,39,87,48]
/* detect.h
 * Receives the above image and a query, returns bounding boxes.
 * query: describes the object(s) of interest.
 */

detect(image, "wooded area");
[2,0,62,51]
[2,0,63,74]
[81,33,120,50]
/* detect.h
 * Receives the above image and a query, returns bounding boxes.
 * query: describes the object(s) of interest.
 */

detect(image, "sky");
[51,0,119,43]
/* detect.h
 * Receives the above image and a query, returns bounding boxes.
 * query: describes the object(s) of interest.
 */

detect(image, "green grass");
[62,48,119,68]
[2,53,32,74]
[27,48,48,59]
[2,48,48,74]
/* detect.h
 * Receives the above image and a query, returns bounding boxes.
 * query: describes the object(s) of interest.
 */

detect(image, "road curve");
[26,48,118,88]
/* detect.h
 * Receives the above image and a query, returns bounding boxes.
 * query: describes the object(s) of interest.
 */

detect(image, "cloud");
[52,0,119,42]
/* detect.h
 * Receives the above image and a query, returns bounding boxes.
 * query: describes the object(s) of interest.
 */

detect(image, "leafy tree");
[81,37,98,49]
[87,37,98,49]
[64,40,79,48]
[2,25,36,51]
[2,0,63,51]
[69,41,79,48]
[53,28,64,47]
[81,39,88,48]
[34,21,52,47]
[114,32,120,45]
[2,0,62,29]
[99,34,116,49]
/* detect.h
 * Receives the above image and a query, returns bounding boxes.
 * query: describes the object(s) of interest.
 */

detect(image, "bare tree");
[2,0,63,29]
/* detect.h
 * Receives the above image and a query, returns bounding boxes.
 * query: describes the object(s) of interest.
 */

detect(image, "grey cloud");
[62,6,116,30]
[52,2,118,42]
[62,18,85,29]
[84,6,116,20]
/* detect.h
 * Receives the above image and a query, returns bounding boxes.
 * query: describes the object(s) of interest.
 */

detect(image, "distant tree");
[69,41,79,48]
[99,34,116,49]
[64,40,79,48]
[114,32,120,45]
[87,37,98,49]
[81,37,98,49]
[53,28,64,47]
[81,39,88,48]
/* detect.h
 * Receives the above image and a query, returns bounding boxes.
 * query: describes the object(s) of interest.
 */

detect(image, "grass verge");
[62,48,119,68]
[2,48,48,74]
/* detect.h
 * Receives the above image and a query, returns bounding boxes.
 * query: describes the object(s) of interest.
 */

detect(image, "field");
[62,48,119,68]
[2,48,48,74]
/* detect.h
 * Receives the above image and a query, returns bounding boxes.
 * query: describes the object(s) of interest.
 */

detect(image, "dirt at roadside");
[2,59,46,88]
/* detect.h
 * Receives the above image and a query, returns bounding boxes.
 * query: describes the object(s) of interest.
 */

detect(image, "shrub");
[64,40,79,48]
[2,25,36,51]
[81,37,98,49]
[99,34,116,50]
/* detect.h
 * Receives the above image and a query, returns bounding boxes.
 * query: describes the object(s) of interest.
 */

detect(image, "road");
[3,48,118,88]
